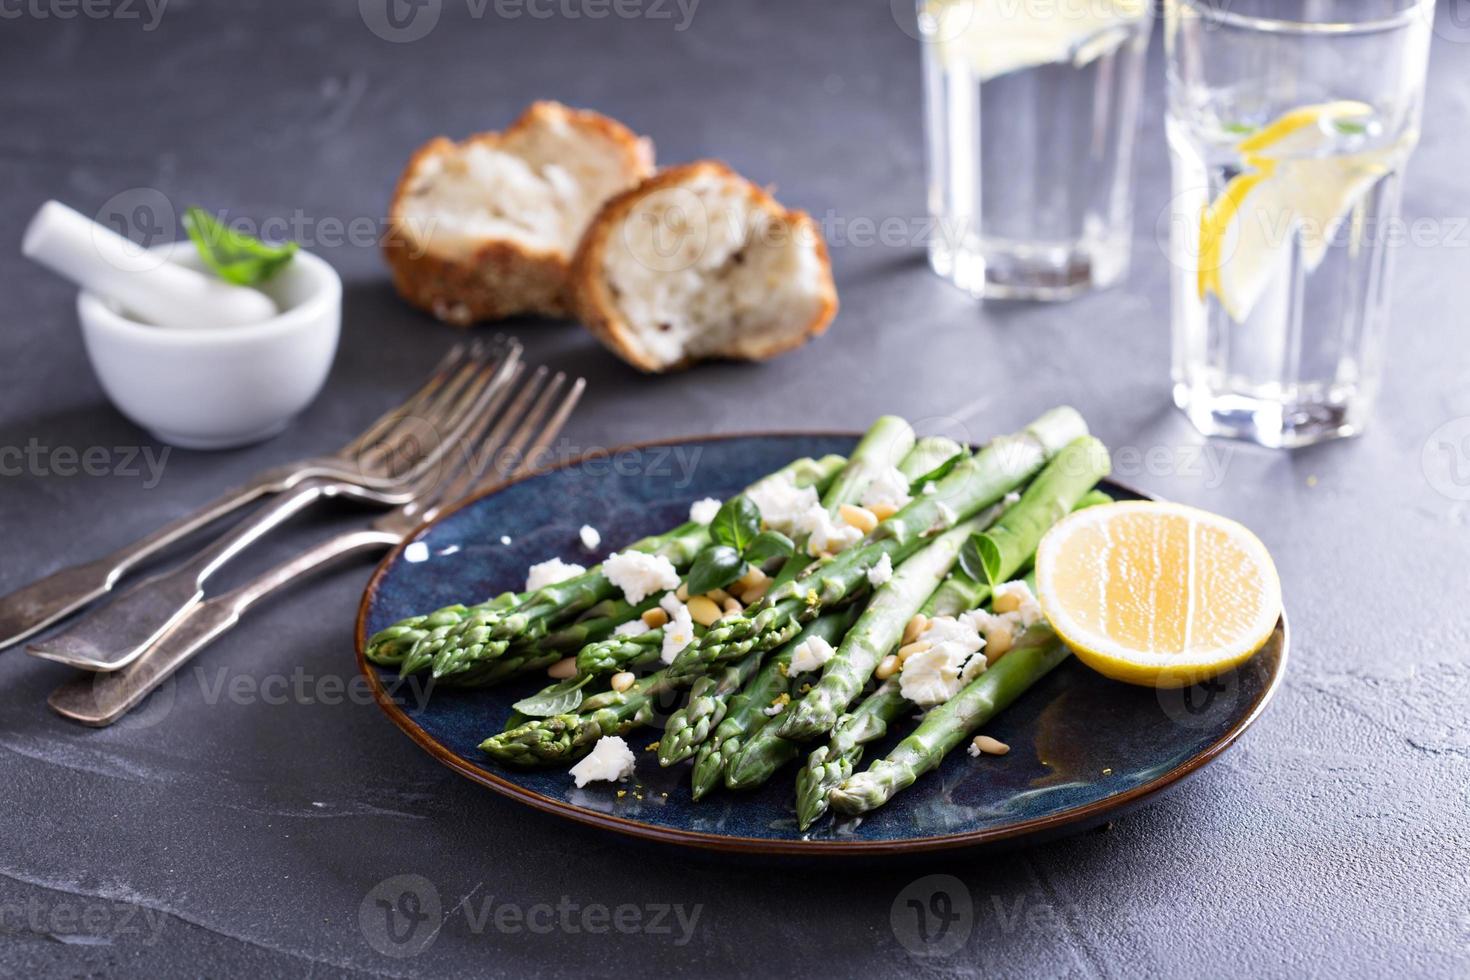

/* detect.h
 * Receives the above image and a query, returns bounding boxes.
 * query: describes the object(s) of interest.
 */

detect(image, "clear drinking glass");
[1165,0,1434,448]
[919,0,1153,300]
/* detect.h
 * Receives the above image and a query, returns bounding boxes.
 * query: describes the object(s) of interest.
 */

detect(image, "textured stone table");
[1,2,1466,976]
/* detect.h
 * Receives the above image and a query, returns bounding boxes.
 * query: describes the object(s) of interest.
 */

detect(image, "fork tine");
[391,342,523,481]
[495,371,567,478]
[508,376,584,483]
[416,366,547,518]
[355,343,491,473]
[337,340,474,459]
[367,339,522,478]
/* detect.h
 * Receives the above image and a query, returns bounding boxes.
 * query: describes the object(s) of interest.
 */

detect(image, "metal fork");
[26,344,525,673]
[48,368,585,726]
[0,338,521,652]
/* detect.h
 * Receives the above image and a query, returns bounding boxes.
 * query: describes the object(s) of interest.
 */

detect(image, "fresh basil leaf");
[909,451,967,494]
[958,533,1003,592]
[512,675,592,717]
[744,530,794,565]
[183,206,298,286]
[687,545,746,596]
[710,495,761,551]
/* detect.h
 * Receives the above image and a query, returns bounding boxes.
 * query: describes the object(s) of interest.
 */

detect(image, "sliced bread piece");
[568,160,838,373]
[385,101,654,324]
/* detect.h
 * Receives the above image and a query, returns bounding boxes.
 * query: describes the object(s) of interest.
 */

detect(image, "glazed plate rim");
[354,431,1290,857]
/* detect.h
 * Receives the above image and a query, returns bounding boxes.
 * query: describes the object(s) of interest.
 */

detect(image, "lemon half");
[1035,501,1282,688]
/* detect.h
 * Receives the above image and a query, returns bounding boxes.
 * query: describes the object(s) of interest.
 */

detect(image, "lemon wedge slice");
[930,0,1148,82]
[1198,101,1396,323]
[1034,501,1282,688]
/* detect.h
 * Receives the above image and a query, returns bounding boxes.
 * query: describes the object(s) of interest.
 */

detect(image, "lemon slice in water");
[930,0,1148,82]
[1198,101,1397,323]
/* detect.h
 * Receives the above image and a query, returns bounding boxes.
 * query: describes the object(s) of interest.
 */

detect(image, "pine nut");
[735,566,770,593]
[610,671,636,693]
[547,656,577,679]
[869,502,899,522]
[686,595,722,627]
[898,641,930,663]
[902,614,929,645]
[838,504,878,534]
[675,583,690,601]
[721,597,743,617]
[706,587,732,604]
[983,621,1013,660]
[740,580,770,604]
[875,654,900,680]
[641,608,669,629]
[992,590,1022,614]
[972,735,1010,756]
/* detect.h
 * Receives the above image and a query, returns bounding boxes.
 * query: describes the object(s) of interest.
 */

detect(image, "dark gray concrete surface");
[2,1,1467,976]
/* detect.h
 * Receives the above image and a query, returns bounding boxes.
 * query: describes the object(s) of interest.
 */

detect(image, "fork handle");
[27,478,339,672]
[47,528,399,727]
[0,463,307,651]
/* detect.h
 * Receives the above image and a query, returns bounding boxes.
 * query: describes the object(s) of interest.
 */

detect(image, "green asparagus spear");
[784,490,1086,820]
[364,594,517,668]
[793,677,910,828]
[828,625,1071,816]
[722,715,804,791]
[690,656,798,799]
[901,436,966,489]
[668,408,1086,682]
[396,455,844,679]
[480,647,765,767]
[656,648,766,766]
[662,608,858,768]
[478,670,680,766]
[774,516,986,740]
[778,435,1106,741]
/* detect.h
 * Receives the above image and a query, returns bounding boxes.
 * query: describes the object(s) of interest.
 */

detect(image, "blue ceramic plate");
[356,434,1287,856]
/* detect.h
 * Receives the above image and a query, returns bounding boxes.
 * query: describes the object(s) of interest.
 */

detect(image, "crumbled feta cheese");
[800,504,863,557]
[867,552,894,587]
[525,557,586,592]
[689,497,722,525]
[578,525,601,551]
[613,620,650,638]
[860,466,913,513]
[569,735,636,787]
[659,592,686,617]
[993,580,1044,627]
[746,474,820,537]
[604,551,680,604]
[763,692,791,716]
[790,635,836,673]
[1002,491,1021,506]
[899,615,985,706]
[967,739,983,758]
[660,601,695,663]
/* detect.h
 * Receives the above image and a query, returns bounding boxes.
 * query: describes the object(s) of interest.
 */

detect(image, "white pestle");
[22,200,280,329]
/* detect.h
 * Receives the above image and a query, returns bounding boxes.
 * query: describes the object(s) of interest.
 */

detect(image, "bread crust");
[569,160,838,372]
[385,102,654,324]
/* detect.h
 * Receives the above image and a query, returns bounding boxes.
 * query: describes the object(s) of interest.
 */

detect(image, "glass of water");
[1165,0,1434,448]
[919,0,1153,299]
